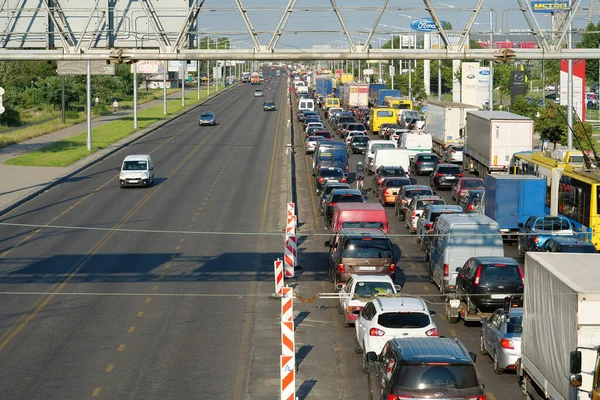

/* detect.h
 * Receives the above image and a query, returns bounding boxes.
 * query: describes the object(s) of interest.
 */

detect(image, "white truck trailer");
[425,101,478,156]
[518,253,600,400]
[463,111,533,177]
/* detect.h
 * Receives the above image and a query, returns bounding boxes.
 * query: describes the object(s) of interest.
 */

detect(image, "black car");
[455,257,524,312]
[315,167,346,194]
[540,236,598,253]
[263,101,276,111]
[410,153,440,176]
[198,111,217,126]
[324,189,365,225]
[348,136,370,154]
[429,163,464,190]
[366,337,485,400]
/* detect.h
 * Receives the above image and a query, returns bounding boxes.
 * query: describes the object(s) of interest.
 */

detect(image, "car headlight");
[119,172,125,179]
[141,172,148,179]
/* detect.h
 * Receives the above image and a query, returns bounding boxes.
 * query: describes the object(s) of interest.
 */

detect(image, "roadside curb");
[0,84,238,217]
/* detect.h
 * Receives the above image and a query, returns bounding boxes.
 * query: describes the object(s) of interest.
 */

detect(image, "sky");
[191,0,596,49]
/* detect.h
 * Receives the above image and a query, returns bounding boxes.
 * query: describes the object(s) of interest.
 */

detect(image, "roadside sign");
[389,65,395,75]
[363,69,374,76]
[57,61,115,76]
[422,106,427,113]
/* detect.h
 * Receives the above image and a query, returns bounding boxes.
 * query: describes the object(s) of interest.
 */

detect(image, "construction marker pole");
[287,202,295,220]
[284,236,296,277]
[285,215,297,243]
[274,259,284,295]
[280,287,295,400]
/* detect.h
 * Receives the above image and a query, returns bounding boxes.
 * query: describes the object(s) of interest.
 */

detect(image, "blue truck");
[315,76,333,97]
[484,175,547,240]
[368,84,386,107]
[374,89,401,107]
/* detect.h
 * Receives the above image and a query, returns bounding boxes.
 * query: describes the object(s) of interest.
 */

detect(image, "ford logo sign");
[479,70,490,76]
[411,18,439,32]
[467,74,475,79]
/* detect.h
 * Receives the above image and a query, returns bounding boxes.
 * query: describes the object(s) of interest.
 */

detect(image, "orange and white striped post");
[287,202,295,220]
[284,238,295,278]
[280,286,295,400]
[280,355,295,400]
[285,215,297,242]
[274,259,284,295]
[281,286,293,322]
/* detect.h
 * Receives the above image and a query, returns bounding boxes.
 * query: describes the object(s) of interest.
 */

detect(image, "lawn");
[5,86,218,167]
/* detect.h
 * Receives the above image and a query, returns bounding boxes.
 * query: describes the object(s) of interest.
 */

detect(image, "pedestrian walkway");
[0,88,226,216]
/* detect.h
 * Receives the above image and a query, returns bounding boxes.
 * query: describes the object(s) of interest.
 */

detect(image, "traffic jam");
[287,66,600,400]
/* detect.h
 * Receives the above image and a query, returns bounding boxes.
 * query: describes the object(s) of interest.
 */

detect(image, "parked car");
[480,307,523,374]
[323,189,365,226]
[539,236,598,253]
[416,204,463,245]
[326,228,395,285]
[443,145,464,163]
[404,195,446,232]
[263,101,276,111]
[455,256,524,313]
[517,215,574,253]
[429,163,464,190]
[348,135,370,154]
[410,153,440,176]
[337,275,401,327]
[366,338,485,400]
[198,111,217,126]
[394,185,434,221]
[452,177,485,202]
[355,297,438,372]
[315,167,346,194]
[319,182,350,216]
[457,189,485,213]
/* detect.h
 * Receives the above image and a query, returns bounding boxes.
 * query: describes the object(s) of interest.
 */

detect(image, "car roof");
[437,163,461,168]
[460,177,484,182]
[390,338,472,363]
[424,204,463,212]
[415,152,438,157]
[472,256,520,265]
[349,274,395,283]
[412,195,443,201]
[319,167,344,173]
[123,154,150,161]
[374,296,428,312]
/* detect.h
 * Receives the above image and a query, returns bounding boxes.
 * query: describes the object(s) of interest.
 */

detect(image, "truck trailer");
[425,101,478,156]
[464,111,534,177]
[342,83,369,108]
[518,252,600,400]
[315,75,333,97]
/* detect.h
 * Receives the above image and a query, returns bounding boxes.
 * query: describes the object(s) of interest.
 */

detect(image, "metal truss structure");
[0,0,597,61]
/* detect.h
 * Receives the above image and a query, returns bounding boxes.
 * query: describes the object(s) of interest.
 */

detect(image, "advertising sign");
[410,18,446,32]
[477,67,490,108]
[363,69,374,76]
[334,69,343,79]
[560,59,586,122]
[510,71,527,105]
[461,62,479,107]
[531,1,569,13]
[135,61,165,74]
[57,61,115,76]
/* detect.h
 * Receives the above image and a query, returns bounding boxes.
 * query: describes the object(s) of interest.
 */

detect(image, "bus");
[383,96,413,110]
[510,152,600,250]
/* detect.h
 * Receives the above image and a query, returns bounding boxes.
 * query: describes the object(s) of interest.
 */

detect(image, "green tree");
[536,103,567,149]
[511,95,539,119]
[577,21,600,86]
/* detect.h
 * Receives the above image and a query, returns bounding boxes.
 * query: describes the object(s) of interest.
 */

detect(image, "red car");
[451,177,485,202]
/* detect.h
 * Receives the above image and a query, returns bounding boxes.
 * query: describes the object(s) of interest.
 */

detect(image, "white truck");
[463,111,534,177]
[342,83,369,109]
[425,101,477,156]
[517,252,600,400]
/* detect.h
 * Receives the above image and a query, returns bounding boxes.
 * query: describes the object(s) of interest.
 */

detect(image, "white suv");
[355,296,438,373]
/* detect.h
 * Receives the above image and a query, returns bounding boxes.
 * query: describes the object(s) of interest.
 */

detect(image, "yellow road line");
[91,388,102,397]
[486,392,496,400]
[137,311,144,318]
[145,297,152,303]
[128,326,135,333]
[117,344,125,352]
[449,329,457,337]
[105,364,114,373]
[423,285,430,292]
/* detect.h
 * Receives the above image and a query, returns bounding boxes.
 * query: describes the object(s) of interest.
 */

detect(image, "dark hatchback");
[411,153,440,176]
[540,237,598,253]
[315,167,346,194]
[455,257,524,312]
[324,189,365,225]
[349,136,370,154]
[430,163,464,190]
[373,166,408,190]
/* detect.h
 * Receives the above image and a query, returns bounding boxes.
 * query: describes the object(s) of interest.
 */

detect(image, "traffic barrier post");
[281,286,293,322]
[285,215,296,242]
[274,259,284,295]
[284,238,296,278]
[280,355,295,400]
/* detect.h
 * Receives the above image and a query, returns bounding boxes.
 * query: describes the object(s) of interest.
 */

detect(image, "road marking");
[175,246,181,250]
[423,285,430,292]
[180,238,185,243]
[145,297,152,303]
[117,344,125,352]
[440,312,447,320]
[137,311,144,317]
[486,393,496,400]
[105,364,114,373]
[449,329,457,337]
[153,285,158,290]
[128,326,135,333]
[91,388,102,397]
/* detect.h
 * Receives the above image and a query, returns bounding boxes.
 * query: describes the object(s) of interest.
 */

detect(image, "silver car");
[480,308,523,374]
[198,111,216,126]
[306,135,324,154]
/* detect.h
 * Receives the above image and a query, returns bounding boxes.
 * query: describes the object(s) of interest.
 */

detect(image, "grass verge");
[5,86,218,167]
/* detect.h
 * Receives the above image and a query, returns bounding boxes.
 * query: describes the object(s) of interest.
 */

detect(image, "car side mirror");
[336,283,344,291]
[324,240,331,247]
[570,351,582,374]
[455,267,461,272]
[150,166,154,171]
[366,351,378,363]
[117,167,121,171]
[429,310,437,317]
[480,317,488,324]
[394,284,402,292]
[469,352,477,363]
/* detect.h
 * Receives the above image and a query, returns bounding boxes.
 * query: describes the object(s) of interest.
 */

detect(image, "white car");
[304,122,324,135]
[355,297,438,372]
[345,130,367,144]
[444,145,464,163]
[337,275,401,327]
[119,154,154,188]
[404,195,446,232]
[305,135,324,154]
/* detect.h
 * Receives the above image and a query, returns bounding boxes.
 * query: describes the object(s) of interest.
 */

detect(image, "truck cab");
[570,346,600,400]
[517,216,574,253]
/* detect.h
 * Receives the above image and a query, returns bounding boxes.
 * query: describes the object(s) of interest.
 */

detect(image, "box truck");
[342,83,369,108]
[425,101,478,156]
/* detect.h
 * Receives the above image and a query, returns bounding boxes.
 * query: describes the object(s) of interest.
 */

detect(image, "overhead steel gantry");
[0,0,596,61]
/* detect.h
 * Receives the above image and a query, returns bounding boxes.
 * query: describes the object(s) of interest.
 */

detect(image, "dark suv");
[366,337,485,400]
[430,163,464,190]
[325,228,395,285]
[324,189,365,225]
[411,153,440,176]
[455,257,524,313]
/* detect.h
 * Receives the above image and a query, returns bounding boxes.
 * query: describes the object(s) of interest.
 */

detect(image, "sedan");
[323,189,365,225]
[254,89,264,97]
[444,145,464,163]
[539,236,598,253]
[319,182,350,216]
[315,167,346,194]
[372,166,407,191]
[345,130,367,144]
[198,111,217,126]
[378,177,413,206]
[452,177,485,202]
[430,163,464,190]
[394,185,434,221]
[263,101,276,111]
[480,308,523,374]
[306,135,325,154]
[404,195,446,232]
[410,152,440,176]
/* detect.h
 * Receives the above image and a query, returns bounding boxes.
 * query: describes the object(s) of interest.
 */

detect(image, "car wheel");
[480,335,488,355]
[494,353,504,374]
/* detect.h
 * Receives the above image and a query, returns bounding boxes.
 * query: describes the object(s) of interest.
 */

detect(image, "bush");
[0,105,22,126]
[65,110,80,120]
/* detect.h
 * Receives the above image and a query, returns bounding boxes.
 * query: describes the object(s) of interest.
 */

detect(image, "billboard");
[134,61,165,74]
[510,71,527,104]
[477,67,490,108]
[531,1,569,13]
[461,62,479,107]
[560,59,586,122]
[57,61,115,76]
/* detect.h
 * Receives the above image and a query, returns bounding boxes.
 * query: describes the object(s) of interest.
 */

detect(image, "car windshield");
[506,317,523,334]
[318,131,333,139]
[342,238,392,258]
[371,143,396,152]
[200,113,213,118]
[385,179,410,188]
[452,147,464,152]
[468,191,485,201]
[378,312,430,329]
[561,244,598,253]
[348,124,365,131]
[308,136,324,142]
[463,180,484,189]
[324,185,348,196]
[395,364,480,390]
[417,199,445,209]
[353,137,370,144]
[407,189,433,198]
[354,282,395,297]
[480,265,521,282]
[438,166,462,174]
[377,110,394,117]
[123,160,147,171]
[320,169,344,178]
[338,117,355,124]
[342,222,385,229]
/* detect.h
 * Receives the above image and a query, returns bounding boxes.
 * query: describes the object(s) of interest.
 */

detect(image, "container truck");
[483,175,546,240]
[342,83,369,108]
[464,111,534,177]
[426,101,478,156]
[315,76,333,97]
[368,84,387,107]
[517,252,600,400]
[373,89,401,107]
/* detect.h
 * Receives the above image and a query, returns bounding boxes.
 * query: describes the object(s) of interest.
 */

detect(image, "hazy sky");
[193,0,594,49]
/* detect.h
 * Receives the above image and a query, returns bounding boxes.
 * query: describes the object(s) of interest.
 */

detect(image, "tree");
[577,21,600,86]
[511,95,539,119]
[536,103,567,149]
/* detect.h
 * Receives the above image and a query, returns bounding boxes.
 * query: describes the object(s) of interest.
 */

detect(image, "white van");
[298,98,315,111]
[399,132,433,160]
[364,140,397,174]
[398,109,420,126]
[428,213,504,294]
[371,148,410,175]
[296,86,309,95]
[294,80,306,90]
[119,154,154,188]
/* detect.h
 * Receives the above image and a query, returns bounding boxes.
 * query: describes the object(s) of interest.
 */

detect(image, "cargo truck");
[342,83,369,109]
[464,111,534,177]
[373,89,401,107]
[483,175,546,240]
[517,253,600,400]
[315,76,333,97]
[426,101,478,156]
[368,84,387,107]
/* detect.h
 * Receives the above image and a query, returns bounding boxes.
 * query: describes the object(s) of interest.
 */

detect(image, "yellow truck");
[383,96,414,110]
[324,97,341,111]
[369,107,397,134]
